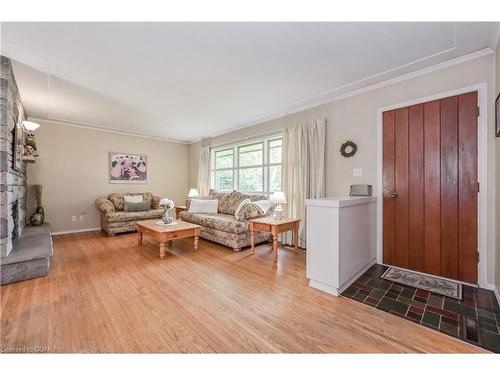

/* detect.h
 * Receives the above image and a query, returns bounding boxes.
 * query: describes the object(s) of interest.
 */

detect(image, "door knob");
[390,192,398,198]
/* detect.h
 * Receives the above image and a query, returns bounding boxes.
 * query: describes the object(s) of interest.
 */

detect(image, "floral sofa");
[179,190,273,251]
[95,192,162,236]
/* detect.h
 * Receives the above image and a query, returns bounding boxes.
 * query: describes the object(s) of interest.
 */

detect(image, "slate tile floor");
[342,264,500,353]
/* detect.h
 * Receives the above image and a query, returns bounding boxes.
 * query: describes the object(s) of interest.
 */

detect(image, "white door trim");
[376,83,488,288]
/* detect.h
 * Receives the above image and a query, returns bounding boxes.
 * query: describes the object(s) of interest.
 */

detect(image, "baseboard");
[483,282,497,291]
[494,287,500,307]
[309,280,341,296]
[51,227,101,236]
[338,259,377,294]
[309,258,376,296]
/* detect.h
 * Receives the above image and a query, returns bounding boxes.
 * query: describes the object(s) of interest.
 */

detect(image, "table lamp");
[270,191,286,220]
[188,188,199,198]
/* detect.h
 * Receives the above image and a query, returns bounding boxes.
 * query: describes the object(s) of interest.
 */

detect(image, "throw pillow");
[234,198,251,221]
[251,200,273,215]
[185,196,212,210]
[236,203,263,221]
[124,201,151,212]
[188,199,219,214]
[124,195,143,203]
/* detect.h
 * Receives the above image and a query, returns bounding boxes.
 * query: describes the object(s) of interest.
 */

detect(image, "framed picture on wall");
[109,152,148,184]
[12,121,24,172]
[496,92,500,137]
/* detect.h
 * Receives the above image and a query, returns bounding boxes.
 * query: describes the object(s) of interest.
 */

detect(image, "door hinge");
[477,182,480,193]
[477,106,480,117]
[477,252,480,263]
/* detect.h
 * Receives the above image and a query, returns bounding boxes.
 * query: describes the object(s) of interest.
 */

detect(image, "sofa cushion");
[179,211,248,234]
[245,192,268,202]
[223,191,251,215]
[236,203,265,221]
[208,190,233,214]
[108,192,153,211]
[106,208,163,223]
[208,190,268,215]
[124,195,143,203]
[124,201,151,212]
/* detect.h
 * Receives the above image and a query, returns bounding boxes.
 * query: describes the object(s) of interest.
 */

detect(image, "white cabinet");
[305,197,376,296]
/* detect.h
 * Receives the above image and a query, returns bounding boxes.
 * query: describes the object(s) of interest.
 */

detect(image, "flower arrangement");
[159,198,175,209]
[159,198,175,224]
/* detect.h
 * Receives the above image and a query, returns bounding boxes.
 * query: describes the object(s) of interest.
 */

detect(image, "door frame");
[376,83,488,287]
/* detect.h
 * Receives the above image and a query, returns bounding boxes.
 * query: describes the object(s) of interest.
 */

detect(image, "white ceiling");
[0,22,496,142]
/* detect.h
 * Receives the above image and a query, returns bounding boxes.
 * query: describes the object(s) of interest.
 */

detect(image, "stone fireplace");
[11,200,19,240]
[1,56,27,258]
[1,55,52,286]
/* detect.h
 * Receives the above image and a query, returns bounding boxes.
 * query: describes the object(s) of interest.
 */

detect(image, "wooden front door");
[382,91,478,284]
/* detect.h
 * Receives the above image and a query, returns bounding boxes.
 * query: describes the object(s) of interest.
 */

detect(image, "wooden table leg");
[250,222,255,255]
[138,230,143,245]
[294,222,299,254]
[160,242,166,259]
[194,228,200,251]
[272,227,278,263]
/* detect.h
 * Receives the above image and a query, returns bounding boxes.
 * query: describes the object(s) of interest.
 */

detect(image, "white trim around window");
[210,134,282,195]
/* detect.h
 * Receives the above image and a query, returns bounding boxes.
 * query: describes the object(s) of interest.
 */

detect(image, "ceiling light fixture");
[22,121,40,131]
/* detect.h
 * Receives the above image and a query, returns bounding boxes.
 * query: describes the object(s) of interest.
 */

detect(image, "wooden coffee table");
[136,220,201,259]
[249,217,300,263]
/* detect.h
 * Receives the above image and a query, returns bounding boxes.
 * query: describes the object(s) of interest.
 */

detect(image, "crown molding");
[28,116,190,144]
[204,48,494,142]
[26,47,494,145]
[489,22,500,50]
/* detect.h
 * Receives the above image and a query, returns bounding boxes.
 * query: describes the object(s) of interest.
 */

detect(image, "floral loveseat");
[95,192,162,236]
[179,190,273,251]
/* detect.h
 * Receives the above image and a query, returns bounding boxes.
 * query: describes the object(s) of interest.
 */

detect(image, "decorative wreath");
[340,141,357,158]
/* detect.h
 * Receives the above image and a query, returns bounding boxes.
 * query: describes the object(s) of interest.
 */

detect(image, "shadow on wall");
[9,59,162,134]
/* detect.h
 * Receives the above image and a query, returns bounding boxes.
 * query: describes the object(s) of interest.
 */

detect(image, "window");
[211,136,282,194]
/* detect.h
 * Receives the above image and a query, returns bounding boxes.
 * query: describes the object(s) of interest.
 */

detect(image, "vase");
[35,206,45,224]
[162,208,173,224]
[30,213,44,226]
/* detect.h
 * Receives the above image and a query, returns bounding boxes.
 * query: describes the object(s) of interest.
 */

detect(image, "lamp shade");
[22,121,40,131]
[188,188,199,198]
[270,191,287,204]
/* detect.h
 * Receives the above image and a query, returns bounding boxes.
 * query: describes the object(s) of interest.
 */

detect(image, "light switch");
[353,168,362,177]
[71,216,77,222]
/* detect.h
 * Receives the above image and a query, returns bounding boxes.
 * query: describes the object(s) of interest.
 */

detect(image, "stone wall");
[0,56,27,258]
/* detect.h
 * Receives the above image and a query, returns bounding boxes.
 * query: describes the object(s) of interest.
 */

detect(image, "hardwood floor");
[0,231,485,353]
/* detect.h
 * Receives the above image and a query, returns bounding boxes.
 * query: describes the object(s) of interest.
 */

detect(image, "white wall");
[27,120,189,233]
[189,53,497,286]
[495,39,500,290]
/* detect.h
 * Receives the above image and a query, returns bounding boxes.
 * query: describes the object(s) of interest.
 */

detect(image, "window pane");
[269,165,282,192]
[215,170,233,190]
[239,143,263,167]
[239,168,263,192]
[269,139,282,148]
[269,145,282,164]
[215,148,233,169]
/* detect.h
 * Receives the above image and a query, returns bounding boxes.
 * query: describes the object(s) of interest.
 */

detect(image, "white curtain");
[281,118,326,248]
[197,146,211,196]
